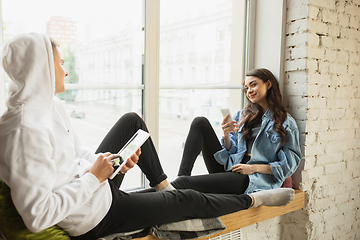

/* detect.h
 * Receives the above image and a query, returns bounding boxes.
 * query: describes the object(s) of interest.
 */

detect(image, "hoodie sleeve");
[4,127,101,233]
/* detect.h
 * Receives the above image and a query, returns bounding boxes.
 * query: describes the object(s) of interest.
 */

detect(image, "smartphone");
[221,108,233,123]
[109,129,150,179]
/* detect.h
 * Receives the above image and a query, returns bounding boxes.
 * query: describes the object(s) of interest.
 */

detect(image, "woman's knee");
[191,116,210,129]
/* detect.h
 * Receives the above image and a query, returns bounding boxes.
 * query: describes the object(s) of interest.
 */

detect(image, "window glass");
[159,0,245,179]
[2,0,144,190]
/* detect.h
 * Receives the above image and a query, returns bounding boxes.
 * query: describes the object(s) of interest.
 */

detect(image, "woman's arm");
[261,115,301,183]
[223,135,232,150]
[231,164,272,175]
[270,128,301,182]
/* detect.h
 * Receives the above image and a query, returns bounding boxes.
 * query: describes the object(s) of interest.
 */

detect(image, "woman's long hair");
[240,68,289,146]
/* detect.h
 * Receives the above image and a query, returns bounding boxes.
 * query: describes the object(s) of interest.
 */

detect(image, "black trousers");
[95,112,167,188]
[173,116,250,195]
[72,113,252,240]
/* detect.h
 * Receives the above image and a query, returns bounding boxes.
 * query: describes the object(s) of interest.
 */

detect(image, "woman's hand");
[89,152,116,183]
[231,164,255,175]
[120,148,141,174]
[221,115,239,150]
[221,115,239,137]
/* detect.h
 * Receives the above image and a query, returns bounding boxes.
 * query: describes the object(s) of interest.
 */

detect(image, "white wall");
[253,0,287,93]
[0,0,5,115]
[298,0,360,238]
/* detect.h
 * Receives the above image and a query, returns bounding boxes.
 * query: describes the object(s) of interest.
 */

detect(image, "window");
[158,0,247,179]
[0,0,260,189]
[1,0,145,190]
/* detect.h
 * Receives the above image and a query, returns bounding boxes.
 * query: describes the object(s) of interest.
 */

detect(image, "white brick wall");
[284,0,360,239]
[242,0,360,239]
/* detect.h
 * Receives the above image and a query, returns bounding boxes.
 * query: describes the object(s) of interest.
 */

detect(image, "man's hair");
[49,38,58,54]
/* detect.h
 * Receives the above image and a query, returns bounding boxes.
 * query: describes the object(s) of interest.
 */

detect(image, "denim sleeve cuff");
[220,138,237,154]
[213,148,229,166]
[229,145,237,154]
[269,161,285,182]
[270,148,294,182]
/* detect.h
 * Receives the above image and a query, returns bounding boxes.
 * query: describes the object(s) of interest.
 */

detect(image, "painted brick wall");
[301,0,360,239]
[242,0,360,239]
[286,0,360,239]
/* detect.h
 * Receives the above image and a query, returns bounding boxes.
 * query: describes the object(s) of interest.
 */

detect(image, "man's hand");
[120,148,141,174]
[89,152,115,183]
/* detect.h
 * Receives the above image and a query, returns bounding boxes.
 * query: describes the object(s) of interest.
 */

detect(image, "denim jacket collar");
[262,108,272,121]
[238,108,272,133]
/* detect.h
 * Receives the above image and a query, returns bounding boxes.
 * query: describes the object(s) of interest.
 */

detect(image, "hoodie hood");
[1,32,55,109]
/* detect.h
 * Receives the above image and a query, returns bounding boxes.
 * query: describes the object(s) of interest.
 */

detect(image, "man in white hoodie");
[0,33,295,240]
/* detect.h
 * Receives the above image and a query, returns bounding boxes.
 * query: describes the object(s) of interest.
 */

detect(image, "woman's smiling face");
[244,76,271,110]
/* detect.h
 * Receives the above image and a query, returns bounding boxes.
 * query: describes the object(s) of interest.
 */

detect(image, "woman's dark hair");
[240,68,289,146]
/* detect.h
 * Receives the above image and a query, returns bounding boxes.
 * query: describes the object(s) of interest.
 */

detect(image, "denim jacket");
[213,109,301,194]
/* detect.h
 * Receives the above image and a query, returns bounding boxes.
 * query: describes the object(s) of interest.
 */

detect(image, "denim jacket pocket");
[265,130,282,144]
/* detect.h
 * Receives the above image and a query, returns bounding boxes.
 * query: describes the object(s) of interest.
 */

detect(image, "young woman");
[173,68,301,195]
[0,33,294,240]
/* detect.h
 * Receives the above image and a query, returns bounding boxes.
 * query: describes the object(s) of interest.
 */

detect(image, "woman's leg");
[172,172,249,194]
[178,117,225,176]
[72,181,253,240]
[95,112,167,188]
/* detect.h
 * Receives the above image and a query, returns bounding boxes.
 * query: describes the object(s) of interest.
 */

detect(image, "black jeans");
[173,116,250,195]
[95,112,167,188]
[72,113,252,240]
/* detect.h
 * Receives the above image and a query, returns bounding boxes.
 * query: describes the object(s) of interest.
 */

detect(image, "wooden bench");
[138,189,305,240]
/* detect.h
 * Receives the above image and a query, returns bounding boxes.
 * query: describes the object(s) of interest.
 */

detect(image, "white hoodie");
[0,33,112,236]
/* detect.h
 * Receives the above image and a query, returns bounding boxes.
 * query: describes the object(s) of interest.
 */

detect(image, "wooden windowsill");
[137,189,305,240]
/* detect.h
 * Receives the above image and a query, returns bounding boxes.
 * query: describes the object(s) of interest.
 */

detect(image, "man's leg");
[73,182,252,239]
[96,112,167,188]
